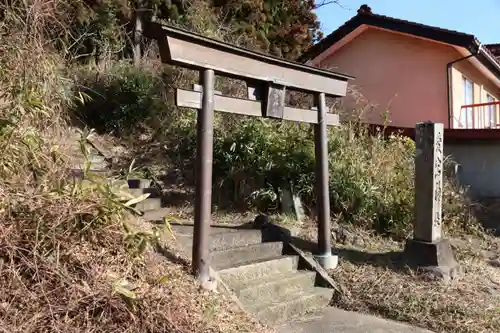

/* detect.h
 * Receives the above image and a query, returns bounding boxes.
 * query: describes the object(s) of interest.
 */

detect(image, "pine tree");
[212,0,323,60]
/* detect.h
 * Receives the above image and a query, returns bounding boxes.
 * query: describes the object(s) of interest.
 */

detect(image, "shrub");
[75,63,166,136]
[326,126,415,238]
[208,119,416,238]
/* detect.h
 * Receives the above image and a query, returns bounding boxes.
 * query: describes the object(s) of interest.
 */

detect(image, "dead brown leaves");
[0,180,271,333]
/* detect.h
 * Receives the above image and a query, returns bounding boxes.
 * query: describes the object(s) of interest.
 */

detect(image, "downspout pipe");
[446,51,478,128]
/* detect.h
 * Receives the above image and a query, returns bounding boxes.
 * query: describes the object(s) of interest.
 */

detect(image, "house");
[300,5,500,129]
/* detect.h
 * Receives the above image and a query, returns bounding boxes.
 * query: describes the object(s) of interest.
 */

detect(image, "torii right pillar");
[314,92,337,269]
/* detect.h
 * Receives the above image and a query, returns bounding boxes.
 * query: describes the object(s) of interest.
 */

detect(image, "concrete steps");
[125,179,335,327]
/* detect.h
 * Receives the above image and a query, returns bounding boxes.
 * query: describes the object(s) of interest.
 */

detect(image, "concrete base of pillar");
[198,275,218,291]
[314,252,338,270]
[404,238,463,283]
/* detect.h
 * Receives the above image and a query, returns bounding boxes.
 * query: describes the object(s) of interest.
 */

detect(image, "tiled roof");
[300,5,477,62]
[486,44,500,58]
[299,4,500,80]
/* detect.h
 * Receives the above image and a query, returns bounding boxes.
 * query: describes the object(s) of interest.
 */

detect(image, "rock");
[139,133,151,142]
[484,286,500,297]
[419,264,464,284]
[253,214,270,229]
[488,259,500,268]
[332,227,358,245]
[280,181,305,222]
[353,236,365,248]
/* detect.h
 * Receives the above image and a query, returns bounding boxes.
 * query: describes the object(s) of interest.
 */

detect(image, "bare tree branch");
[314,0,347,10]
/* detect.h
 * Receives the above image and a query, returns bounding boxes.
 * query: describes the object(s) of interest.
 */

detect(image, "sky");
[315,0,500,44]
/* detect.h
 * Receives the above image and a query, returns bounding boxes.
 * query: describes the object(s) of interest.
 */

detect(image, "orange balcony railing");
[455,101,500,129]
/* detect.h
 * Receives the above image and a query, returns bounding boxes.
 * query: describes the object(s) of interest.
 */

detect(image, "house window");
[462,77,474,128]
[486,94,497,128]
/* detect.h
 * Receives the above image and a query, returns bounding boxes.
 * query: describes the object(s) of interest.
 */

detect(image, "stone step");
[90,154,106,163]
[67,147,103,157]
[219,255,299,287]
[179,229,264,251]
[128,179,153,189]
[235,270,317,306]
[78,159,106,167]
[211,241,284,270]
[140,208,174,222]
[68,152,105,162]
[169,224,247,236]
[134,198,162,212]
[141,209,253,231]
[81,179,128,189]
[252,287,332,326]
[70,160,108,170]
[68,169,112,179]
[126,188,162,198]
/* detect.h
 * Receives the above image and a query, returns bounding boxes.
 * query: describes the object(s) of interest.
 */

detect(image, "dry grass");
[0,191,270,333]
[296,221,500,333]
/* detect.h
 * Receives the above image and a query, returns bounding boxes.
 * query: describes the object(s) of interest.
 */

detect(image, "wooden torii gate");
[144,22,354,285]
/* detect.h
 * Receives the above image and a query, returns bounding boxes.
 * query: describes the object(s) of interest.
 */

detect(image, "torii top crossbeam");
[144,22,354,97]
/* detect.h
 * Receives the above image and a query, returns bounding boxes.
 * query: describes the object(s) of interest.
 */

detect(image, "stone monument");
[404,121,462,282]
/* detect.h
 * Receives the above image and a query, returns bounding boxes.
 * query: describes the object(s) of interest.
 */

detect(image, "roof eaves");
[300,12,477,62]
[300,9,500,82]
[476,44,500,80]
